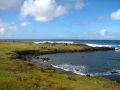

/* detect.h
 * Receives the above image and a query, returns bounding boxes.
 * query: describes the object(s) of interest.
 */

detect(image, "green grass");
[0,42,120,90]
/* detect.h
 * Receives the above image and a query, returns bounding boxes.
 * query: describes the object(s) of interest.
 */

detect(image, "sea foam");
[52,64,120,76]
[34,41,74,44]
[84,43,120,50]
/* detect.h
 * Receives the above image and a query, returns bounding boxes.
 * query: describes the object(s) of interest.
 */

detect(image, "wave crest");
[52,64,120,76]
[84,43,120,50]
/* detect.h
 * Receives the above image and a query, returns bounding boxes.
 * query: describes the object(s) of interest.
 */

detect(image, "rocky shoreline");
[12,44,115,61]
[11,44,115,78]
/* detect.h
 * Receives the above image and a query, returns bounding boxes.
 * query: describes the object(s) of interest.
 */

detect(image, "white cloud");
[0,28,5,34]
[21,21,30,27]
[74,1,85,9]
[20,0,85,22]
[21,0,66,22]
[99,29,108,36]
[0,0,24,10]
[111,9,120,20]
[0,21,17,35]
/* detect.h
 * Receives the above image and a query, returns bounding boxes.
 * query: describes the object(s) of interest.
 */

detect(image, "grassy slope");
[0,42,120,90]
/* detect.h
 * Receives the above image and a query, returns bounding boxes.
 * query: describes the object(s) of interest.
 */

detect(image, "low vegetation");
[0,42,119,90]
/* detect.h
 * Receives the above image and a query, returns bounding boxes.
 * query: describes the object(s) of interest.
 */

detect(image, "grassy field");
[0,42,120,90]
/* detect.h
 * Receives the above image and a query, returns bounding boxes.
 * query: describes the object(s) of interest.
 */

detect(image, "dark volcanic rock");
[15,50,40,56]
[111,71,118,74]
[40,57,50,62]
[12,46,115,61]
[90,47,115,51]
[13,50,41,60]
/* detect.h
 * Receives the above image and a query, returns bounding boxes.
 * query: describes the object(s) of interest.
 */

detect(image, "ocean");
[1,39,120,82]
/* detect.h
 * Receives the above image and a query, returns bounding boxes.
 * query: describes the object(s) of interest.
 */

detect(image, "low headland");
[0,42,120,90]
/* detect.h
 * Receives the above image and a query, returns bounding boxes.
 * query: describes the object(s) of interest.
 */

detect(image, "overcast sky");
[0,0,120,39]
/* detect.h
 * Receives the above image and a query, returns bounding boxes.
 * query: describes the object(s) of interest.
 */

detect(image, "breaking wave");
[84,43,120,50]
[34,41,74,44]
[52,64,87,75]
[52,64,120,76]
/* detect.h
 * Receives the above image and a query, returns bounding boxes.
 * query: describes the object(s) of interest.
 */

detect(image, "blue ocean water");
[35,51,120,82]
[74,40,120,50]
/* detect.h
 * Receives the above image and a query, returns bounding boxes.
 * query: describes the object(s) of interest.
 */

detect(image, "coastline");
[0,42,120,90]
[13,43,115,60]
[13,43,116,77]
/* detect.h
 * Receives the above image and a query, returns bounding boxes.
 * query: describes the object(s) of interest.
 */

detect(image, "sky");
[0,0,120,40]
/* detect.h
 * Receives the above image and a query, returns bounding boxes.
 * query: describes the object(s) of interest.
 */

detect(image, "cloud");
[0,0,24,11]
[0,21,17,35]
[74,0,85,9]
[21,21,30,27]
[60,0,86,9]
[0,28,5,34]
[111,9,120,20]
[68,29,120,39]
[99,29,108,36]
[20,0,85,22]
[20,0,66,22]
